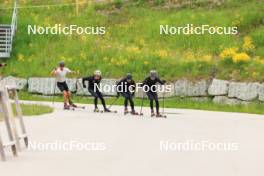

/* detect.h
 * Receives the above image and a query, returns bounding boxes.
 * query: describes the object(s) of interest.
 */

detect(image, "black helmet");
[126,73,132,80]
[150,70,157,77]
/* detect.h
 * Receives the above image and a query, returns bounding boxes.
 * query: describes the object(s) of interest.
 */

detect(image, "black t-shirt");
[116,78,136,93]
[82,76,101,91]
[143,76,164,92]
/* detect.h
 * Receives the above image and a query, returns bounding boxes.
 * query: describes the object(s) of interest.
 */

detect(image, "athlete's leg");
[153,92,159,114]
[97,91,107,110]
[146,91,154,112]
[89,89,99,109]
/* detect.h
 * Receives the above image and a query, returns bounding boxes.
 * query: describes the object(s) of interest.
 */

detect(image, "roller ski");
[63,104,75,111]
[124,108,129,115]
[151,111,155,117]
[69,102,85,109]
[104,108,118,113]
[94,108,104,113]
[131,110,143,116]
[70,105,85,109]
[156,113,167,118]
[124,108,142,116]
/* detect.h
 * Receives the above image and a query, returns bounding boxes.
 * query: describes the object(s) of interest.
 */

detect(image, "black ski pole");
[52,80,57,107]
[162,89,165,115]
[76,78,86,96]
[139,92,145,116]
[107,96,119,110]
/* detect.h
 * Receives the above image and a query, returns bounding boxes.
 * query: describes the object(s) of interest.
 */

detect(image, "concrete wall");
[2,76,264,105]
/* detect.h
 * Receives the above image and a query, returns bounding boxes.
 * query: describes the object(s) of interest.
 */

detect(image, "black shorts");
[57,81,69,92]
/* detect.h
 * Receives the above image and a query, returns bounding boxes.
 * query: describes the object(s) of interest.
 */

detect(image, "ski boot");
[131,110,139,115]
[104,108,111,113]
[64,104,71,110]
[69,99,77,108]
[156,113,163,118]
[94,107,100,113]
[156,112,167,118]
[151,110,155,117]
[124,108,129,115]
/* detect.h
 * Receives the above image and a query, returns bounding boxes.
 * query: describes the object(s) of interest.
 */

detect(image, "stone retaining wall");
[2,76,264,105]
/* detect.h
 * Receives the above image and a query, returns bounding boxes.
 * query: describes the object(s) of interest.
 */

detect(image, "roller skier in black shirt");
[116,73,138,115]
[82,70,111,112]
[143,70,166,117]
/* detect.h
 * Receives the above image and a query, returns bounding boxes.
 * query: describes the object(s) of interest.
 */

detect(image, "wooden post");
[0,133,6,161]
[1,87,21,151]
[0,91,18,157]
[12,89,28,147]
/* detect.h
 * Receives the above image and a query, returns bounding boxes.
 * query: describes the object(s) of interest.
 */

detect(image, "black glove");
[162,80,166,84]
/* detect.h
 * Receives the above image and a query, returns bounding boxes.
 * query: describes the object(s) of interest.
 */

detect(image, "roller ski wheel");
[64,105,74,111]
[104,109,117,113]
[124,109,129,115]
[70,104,85,109]
[131,111,139,116]
[156,113,167,118]
[94,108,103,113]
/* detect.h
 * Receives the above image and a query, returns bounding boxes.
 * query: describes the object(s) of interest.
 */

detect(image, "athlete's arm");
[157,77,166,85]
[82,76,90,88]
[51,67,57,76]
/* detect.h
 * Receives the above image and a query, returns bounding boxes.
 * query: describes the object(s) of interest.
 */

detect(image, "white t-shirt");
[55,67,72,82]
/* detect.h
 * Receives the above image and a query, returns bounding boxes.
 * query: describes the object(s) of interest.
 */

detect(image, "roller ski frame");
[64,105,75,111]
[93,109,117,113]
[151,112,167,118]
[70,104,85,109]
[105,110,118,113]
[124,110,143,116]
[156,113,167,118]
[94,108,104,113]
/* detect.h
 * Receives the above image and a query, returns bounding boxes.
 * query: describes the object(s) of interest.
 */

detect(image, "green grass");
[0,0,263,81]
[0,103,53,121]
[18,91,264,115]
[13,104,54,116]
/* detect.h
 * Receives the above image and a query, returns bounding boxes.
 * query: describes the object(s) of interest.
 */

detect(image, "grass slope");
[0,0,263,81]
[18,91,264,115]
[0,103,53,121]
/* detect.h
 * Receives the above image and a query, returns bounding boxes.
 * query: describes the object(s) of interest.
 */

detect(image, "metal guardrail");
[10,1,17,53]
[0,1,17,58]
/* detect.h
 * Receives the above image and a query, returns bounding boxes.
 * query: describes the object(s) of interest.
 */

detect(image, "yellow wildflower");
[242,36,255,52]
[126,46,140,54]
[232,52,250,63]
[156,49,168,59]
[219,47,238,59]
[80,51,86,59]
[18,54,24,62]
[202,55,212,62]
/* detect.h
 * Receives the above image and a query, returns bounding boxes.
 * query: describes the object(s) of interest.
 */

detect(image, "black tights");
[89,89,107,109]
[146,92,159,113]
[121,92,134,111]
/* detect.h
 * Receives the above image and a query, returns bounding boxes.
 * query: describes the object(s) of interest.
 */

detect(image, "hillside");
[0,0,263,81]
